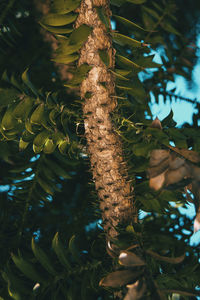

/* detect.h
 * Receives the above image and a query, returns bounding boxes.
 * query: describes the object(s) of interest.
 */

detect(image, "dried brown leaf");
[148,159,169,178]
[150,117,162,129]
[162,289,200,297]
[99,269,143,288]
[149,149,170,167]
[168,145,200,163]
[124,279,146,300]
[169,156,185,170]
[119,251,145,267]
[149,172,165,190]
[146,250,185,264]
[165,165,190,186]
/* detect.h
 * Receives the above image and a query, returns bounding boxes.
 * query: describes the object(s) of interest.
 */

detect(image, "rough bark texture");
[76,0,134,238]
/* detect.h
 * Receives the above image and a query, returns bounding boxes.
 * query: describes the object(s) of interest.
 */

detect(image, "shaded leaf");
[31,238,57,276]
[11,253,45,283]
[146,250,185,264]
[98,49,110,67]
[68,235,81,263]
[95,6,110,29]
[113,15,147,31]
[13,96,34,120]
[162,289,200,297]
[0,88,19,107]
[100,269,143,288]
[52,232,71,270]
[22,69,39,97]
[127,0,146,3]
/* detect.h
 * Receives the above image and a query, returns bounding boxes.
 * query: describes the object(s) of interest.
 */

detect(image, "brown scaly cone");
[75,0,135,239]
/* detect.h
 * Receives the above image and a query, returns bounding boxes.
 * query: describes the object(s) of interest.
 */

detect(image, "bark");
[76,0,135,239]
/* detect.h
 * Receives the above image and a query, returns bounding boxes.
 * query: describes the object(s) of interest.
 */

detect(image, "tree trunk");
[76,0,135,239]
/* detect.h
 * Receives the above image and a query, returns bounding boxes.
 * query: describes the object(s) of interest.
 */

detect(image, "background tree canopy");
[0,0,200,299]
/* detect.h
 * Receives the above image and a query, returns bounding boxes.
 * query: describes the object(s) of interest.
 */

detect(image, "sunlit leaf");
[41,13,77,27]
[69,24,92,45]
[39,22,73,34]
[112,32,142,48]
[51,0,81,14]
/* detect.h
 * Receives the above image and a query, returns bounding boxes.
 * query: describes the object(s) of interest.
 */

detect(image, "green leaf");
[98,49,110,67]
[69,24,92,45]
[113,15,147,31]
[33,130,50,147]
[52,54,79,64]
[11,253,45,283]
[22,69,39,97]
[31,238,57,276]
[19,138,29,151]
[33,144,43,154]
[110,0,125,7]
[134,54,162,68]
[56,39,82,55]
[2,266,30,296]
[30,104,45,125]
[0,88,19,107]
[58,140,69,154]
[115,69,132,76]
[143,6,160,20]
[65,64,92,86]
[39,22,73,34]
[51,0,80,14]
[13,96,34,120]
[68,235,81,263]
[112,32,142,48]
[46,159,71,179]
[110,70,129,81]
[41,13,77,27]
[160,21,181,36]
[37,178,54,195]
[52,232,71,270]
[133,142,154,157]
[116,54,144,71]
[1,105,18,130]
[127,0,146,3]
[162,110,177,127]
[95,6,110,29]
[43,139,57,154]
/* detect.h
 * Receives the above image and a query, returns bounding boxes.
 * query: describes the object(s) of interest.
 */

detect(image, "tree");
[0,0,200,299]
